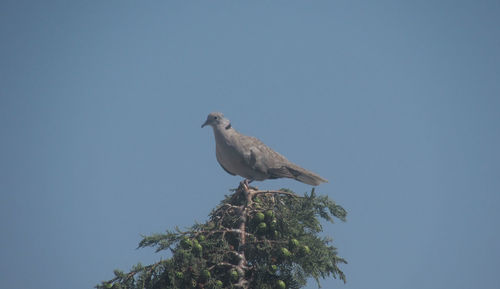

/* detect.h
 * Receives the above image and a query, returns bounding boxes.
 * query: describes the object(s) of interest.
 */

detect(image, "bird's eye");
[214,116,218,120]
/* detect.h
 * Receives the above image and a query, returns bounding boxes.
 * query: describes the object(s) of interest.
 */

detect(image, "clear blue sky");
[1,1,499,289]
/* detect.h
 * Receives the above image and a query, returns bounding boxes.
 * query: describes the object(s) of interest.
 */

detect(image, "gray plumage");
[201,112,328,186]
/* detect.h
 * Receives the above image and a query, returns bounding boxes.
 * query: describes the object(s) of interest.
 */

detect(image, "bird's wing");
[235,134,289,172]
[227,130,328,185]
[236,133,328,185]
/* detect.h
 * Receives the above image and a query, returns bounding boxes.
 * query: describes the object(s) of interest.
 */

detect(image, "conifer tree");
[97,183,347,289]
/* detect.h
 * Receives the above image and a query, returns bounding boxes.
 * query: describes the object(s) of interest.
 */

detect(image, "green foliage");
[96,186,347,289]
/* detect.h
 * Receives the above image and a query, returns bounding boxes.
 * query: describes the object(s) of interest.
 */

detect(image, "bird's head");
[201,112,231,129]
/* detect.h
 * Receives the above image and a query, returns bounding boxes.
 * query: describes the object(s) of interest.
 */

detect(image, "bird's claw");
[240,179,254,192]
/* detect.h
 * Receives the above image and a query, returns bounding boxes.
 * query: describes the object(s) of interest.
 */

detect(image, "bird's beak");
[201,120,209,128]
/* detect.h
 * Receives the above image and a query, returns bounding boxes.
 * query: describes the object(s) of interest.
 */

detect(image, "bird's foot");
[240,179,254,192]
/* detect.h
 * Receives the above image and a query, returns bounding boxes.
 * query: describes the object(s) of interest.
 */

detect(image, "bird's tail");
[287,165,328,186]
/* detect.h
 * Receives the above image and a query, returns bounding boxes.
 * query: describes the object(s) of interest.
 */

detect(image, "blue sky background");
[1,1,499,289]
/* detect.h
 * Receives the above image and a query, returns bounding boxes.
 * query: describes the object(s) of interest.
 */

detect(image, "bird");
[201,112,328,186]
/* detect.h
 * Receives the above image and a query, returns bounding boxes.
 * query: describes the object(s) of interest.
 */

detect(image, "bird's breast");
[214,132,264,179]
[215,137,242,171]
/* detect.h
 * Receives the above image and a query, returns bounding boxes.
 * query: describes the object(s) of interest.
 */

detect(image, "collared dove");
[202,112,328,186]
